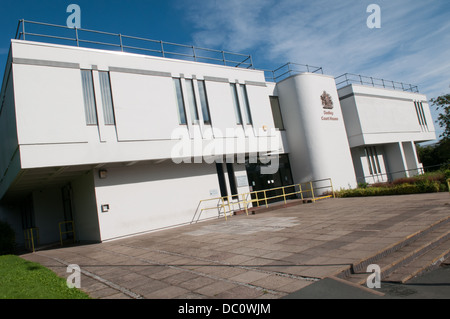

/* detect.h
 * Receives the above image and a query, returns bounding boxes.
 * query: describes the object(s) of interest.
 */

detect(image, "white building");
[0,21,436,246]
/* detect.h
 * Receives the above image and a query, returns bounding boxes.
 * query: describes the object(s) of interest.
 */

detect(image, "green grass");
[0,255,90,299]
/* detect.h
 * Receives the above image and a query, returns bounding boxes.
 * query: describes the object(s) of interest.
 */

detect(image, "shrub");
[0,221,16,255]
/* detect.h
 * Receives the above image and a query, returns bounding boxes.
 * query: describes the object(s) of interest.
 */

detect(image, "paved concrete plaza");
[21,192,450,299]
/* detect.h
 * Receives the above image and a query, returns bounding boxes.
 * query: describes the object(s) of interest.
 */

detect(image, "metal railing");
[59,220,76,246]
[14,19,254,69]
[264,62,323,82]
[24,227,40,252]
[192,178,335,223]
[335,73,419,93]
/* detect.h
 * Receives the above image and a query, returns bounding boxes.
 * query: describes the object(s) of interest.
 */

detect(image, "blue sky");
[0,0,449,139]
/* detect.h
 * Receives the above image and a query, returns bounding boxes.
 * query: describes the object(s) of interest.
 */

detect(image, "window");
[365,146,381,175]
[99,71,115,125]
[81,70,98,125]
[239,84,253,125]
[269,96,285,130]
[198,80,211,125]
[414,101,428,131]
[173,78,187,125]
[185,79,200,125]
[230,83,243,125]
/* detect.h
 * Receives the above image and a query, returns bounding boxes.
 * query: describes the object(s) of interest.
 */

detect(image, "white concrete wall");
[351,146,389,184]
[339,84,436,147]
[276,73,357,190]
[92,161,250,241]
[0,57,21,200]
[384,142,408,180]
[10,40,277,171]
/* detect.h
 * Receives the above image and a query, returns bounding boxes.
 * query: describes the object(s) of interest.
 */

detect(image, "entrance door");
[245,154,294,204]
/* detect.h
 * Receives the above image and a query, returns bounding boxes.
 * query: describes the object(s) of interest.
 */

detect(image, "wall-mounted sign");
[321,91,334,109]
[236,175,249,187]
[320,91,338,121]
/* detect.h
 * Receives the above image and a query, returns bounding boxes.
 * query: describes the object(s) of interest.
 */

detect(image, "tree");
[430,94,450,141]
[417,94,450,170]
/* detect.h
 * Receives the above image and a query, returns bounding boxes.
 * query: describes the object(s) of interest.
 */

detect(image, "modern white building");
[0,21,436,247]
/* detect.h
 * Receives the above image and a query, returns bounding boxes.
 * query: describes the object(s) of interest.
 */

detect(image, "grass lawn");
[0,254,90,299]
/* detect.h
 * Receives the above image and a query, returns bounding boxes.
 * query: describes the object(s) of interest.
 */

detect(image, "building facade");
[0,24,436,246]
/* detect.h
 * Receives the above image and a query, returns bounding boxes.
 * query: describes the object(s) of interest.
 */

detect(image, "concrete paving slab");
[18,192,450,300]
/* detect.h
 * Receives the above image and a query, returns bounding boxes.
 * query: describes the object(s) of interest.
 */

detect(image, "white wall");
[339,84,436,147]
[276,73,357,190]
[10,40,277,172]
[0,59,21,200]
[384,142,408,180]
[93,161,250,241]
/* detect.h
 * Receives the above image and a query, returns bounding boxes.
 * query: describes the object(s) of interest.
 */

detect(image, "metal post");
[310,181,315,202]
[329,178,336,198]
[75,28,79,46]
[22,19,26,41]
[263,190,268,208]
[299,184,304,201]
[119,34,123,52]
[30,229,35,252]
[160,41,165,57]
[282,187,286,204]
[221,197,227,221]
[192,46,197,62]
[222,51,226,66]
[242,193,248,216]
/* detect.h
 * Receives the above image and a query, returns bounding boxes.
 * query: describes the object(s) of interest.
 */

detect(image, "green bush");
[0,221,16,255]
[337,177,442,198]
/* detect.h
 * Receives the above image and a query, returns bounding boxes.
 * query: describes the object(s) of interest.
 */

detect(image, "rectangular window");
[365,146,381,175]
[269,96,285,130]
[81,70,98,125]
[230,83,243,125]
[414,101,428,131]
[99,71,115,125]
[240,84,253,125]
[173,78,187,125]
[198,80,211,125]
[185,79,199,125]
[419,102,428,129]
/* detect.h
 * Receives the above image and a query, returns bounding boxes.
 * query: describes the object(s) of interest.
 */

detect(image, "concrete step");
[336,216,450,286]
[383,238,450,283]
[350,216,450,275]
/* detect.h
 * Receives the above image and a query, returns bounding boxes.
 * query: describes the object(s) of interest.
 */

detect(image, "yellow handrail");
[24,227,39,252]
[192,178,335,223]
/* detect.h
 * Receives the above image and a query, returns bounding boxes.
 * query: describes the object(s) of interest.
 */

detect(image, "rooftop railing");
[264,62,323,82]
[14,19,254,69]
[335,73,419,93]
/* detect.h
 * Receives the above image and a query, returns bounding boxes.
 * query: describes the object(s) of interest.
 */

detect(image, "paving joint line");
[113,243,321,283]
[151,247,321,282]
[91,245,289,296]
[34,252,144,299]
